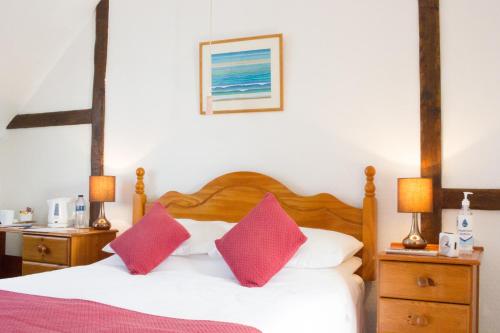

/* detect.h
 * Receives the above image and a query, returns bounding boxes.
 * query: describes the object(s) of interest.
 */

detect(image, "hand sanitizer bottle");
[457,192,474,253]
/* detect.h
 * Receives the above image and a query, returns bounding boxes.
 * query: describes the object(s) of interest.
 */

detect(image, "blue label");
[460,235,472,241]
[462,219,468,228]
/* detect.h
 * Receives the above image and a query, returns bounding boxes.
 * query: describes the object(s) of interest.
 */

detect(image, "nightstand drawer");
[379,261,472,304]
[22,261,67,276]
[379,298,470,333]
[23,235,70,265]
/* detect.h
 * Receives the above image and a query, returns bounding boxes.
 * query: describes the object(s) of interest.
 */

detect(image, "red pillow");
[215,193,307,287]
[110,202,190,274]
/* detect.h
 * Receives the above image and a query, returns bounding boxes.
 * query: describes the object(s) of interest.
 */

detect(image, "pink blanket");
[0,290,261,333]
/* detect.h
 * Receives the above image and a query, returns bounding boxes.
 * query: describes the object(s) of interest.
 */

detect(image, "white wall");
[0,0,99,137]
[0,0,498,332]
[0,18,94,256]
[441,0,500,329]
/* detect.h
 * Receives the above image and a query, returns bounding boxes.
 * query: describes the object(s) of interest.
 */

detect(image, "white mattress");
[0,255,364,333]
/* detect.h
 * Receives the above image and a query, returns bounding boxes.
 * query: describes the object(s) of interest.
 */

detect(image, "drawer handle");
[416,276,435,287]
[408,314,429,327]
[37,244,49,255]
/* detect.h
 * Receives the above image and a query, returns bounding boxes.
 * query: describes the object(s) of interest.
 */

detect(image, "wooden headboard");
[132,166,377,281]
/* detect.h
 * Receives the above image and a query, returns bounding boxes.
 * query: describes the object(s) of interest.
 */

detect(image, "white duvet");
[0,255,363,333]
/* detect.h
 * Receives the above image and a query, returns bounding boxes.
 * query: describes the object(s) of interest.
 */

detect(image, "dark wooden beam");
[6,110,91,129]
[89,0,109,224]
[419,0,442,244]
[443,188,500,210]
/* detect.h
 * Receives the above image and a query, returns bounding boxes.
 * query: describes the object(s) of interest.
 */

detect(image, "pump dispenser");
[461,192,473,211]
[457,192,474,253]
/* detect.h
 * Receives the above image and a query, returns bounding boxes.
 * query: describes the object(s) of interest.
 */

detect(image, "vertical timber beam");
[419,0,442,243]
[90,0,109,224]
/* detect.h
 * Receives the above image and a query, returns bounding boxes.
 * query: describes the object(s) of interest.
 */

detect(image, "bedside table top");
[378,246,483,265]
[1,227,118,238]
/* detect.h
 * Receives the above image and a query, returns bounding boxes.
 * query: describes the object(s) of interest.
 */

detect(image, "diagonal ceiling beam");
[7,109,91,129]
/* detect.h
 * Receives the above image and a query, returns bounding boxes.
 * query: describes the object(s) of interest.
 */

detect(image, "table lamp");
[90,175,115,230]
[398,177,433,249]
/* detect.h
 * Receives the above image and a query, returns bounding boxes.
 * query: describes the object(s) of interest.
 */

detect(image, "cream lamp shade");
[89,176,116,202]
[397,178,433,213]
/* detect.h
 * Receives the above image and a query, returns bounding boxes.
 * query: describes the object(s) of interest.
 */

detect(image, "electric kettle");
[47,198,75,227]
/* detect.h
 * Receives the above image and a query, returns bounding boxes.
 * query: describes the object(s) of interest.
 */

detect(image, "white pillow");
[286,227,363,268]
[209,226,363,268]
[173,219,234,255]
[336,256,362,276]
[102,219,235,256]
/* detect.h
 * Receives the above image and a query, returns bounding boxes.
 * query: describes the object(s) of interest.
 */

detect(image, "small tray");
[0,223,33,229]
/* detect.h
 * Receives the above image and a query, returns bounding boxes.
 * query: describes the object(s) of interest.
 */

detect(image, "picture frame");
[199,34,283,115]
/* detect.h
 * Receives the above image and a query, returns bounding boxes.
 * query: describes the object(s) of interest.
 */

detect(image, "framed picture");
[199,34,283,115]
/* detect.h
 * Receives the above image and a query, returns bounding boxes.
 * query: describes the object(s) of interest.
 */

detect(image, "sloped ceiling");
[0,0,99,135]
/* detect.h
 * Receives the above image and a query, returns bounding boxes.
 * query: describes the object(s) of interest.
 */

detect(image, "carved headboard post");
[133,167,147,225]
[362,166,377,281]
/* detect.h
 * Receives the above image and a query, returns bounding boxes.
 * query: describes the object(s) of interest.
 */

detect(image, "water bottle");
[75,195,87,229]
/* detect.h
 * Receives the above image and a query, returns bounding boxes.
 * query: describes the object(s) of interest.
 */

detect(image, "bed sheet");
[0,255,364,333]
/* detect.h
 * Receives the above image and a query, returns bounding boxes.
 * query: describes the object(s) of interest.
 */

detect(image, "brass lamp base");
[92,217,111,230]
[402,212,427,249]
[92,202,111,230]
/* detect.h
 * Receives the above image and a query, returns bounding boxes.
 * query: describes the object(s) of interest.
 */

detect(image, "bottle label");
[457,215,473,231]
[458,230,474,253]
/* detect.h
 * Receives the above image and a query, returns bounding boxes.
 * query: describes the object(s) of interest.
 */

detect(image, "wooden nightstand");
[20,228,117,276]
[377,248,483,333]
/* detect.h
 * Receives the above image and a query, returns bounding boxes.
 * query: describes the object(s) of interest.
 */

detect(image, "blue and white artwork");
[200,34,282,114]
[211,48,271,101]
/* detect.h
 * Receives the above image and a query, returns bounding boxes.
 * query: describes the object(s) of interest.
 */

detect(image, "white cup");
[0,210,15,225]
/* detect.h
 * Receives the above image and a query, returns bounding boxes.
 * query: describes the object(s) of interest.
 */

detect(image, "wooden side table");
[4,228,119,276]
[377,248,483,333]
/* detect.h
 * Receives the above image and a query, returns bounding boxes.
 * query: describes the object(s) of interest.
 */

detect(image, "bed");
[0,167,377,333]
